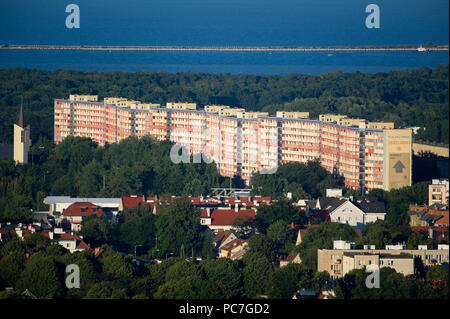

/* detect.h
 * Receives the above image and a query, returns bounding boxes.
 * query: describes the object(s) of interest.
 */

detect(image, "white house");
[44,196,121,215]
[317,197,386,229]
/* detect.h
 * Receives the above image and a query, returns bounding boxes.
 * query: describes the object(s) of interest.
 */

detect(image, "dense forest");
[0,64,448,145]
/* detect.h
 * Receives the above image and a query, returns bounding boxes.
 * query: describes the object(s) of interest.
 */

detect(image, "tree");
[101,252,134,279]
[255,199,299,234]
[59,251,99,295]
[16,255,64,298]
[0,251,26,287]
[201,258,243,298]
[154,276,221,299]
[155,199,202,257]
[231,214,256,239]
[242,252,274,298]
[165,260,202,282]
[118,214,156,253]
[358,220,411,249]
[79,215,112,247]
[84,281,128,299]
[296,222,357,270]
[247,234,277,263]
[267,220,294,254]
[265,263,306,299]
[427,265,449,282]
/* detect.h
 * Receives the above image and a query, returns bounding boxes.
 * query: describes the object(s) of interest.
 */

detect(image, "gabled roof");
[220,238,247,252]
[317,197,347,212]
[121,196,145,209]
[354,197,386,214]
[317,197,386,215]
[53,232,91,251]
[213,230,236,248]
[63,202,105,217]
[210,209,256,226]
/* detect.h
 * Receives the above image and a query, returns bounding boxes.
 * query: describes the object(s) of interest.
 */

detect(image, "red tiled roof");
[223,196,271,207]
[121,196,145,209]
[57,232,82,241]
[63,202,105,217]
[76,240,91,250]
[411,226,449,232]
[94,248,105,258]
[210,209,256,226]
[200,209,211,218]
[430,210,449,226]
[188,197,202,205]
[40,230,50,237]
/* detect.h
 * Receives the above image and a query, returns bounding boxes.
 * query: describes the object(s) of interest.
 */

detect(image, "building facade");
[54,96,412,191]
[428,179,449,206]
[318,241,449,279]
[14,105,31,164]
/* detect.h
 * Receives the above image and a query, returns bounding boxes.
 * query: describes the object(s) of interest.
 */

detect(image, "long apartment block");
[54,95,412,191]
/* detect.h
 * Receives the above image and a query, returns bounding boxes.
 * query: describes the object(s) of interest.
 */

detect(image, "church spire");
[18,99,24,128]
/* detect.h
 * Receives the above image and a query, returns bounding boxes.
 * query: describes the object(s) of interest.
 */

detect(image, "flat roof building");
[54,96,412,191]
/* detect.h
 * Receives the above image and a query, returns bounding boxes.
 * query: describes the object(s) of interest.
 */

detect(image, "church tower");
[13,104,31,164]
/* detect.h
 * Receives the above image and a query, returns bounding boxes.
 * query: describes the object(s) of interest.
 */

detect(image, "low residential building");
[280,250,302,267]
[318,240,450,279]
[408,204,449,227]
[46,229,91,253]
[316,197,386,229]
[428,178,449,206]
[342,252,414,277]
[44,196,121,216]
[213,230,237,249]
[0,223,41,241]
[219,238,248,260]
[61,202,106,232]
[411,225,449,241]
[200,208,256,231]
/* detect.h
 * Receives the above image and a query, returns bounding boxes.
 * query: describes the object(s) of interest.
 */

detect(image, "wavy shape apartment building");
[54,95,412,192]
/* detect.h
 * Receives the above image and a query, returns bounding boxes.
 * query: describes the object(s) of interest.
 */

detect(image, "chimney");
[49,231,54,240]
[206,208,211,217]
[235,204,238,212]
